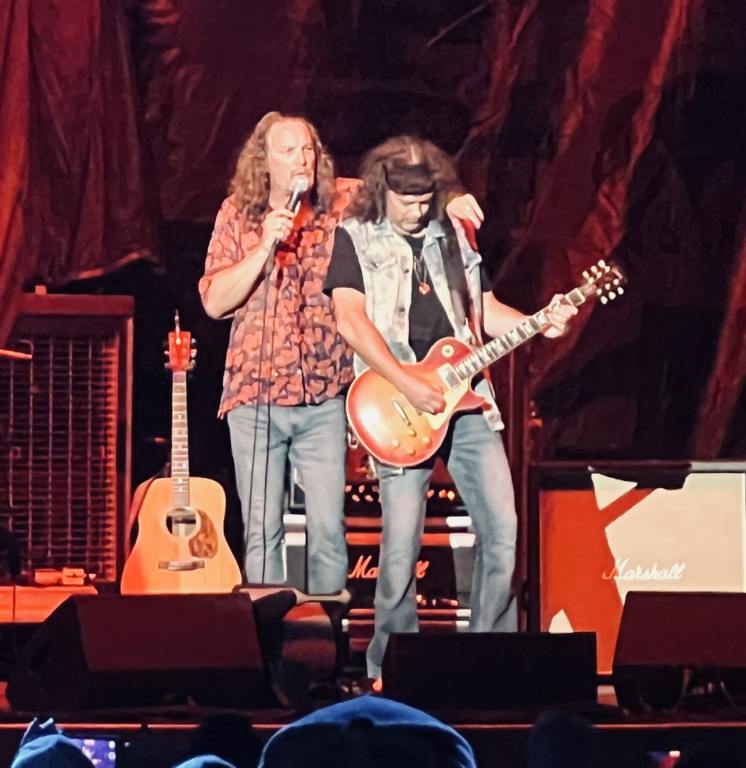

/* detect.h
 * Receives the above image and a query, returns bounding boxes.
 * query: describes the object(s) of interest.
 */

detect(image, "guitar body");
[121,476,241,594]
[347,260,626,468]
[346,337,485,467]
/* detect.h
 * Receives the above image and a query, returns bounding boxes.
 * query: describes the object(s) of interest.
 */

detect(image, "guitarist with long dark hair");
[324,135,577,686]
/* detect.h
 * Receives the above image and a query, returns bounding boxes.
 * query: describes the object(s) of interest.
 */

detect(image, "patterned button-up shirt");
[200,181,356,415]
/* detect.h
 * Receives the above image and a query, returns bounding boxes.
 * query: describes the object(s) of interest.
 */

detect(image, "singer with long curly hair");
[200,111,355,593]
[228,111,337,226]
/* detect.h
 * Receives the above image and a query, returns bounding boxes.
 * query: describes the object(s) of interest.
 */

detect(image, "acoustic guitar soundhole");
[166,507,219,558]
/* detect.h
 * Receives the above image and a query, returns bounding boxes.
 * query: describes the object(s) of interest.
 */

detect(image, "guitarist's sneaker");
[348,677,383,696]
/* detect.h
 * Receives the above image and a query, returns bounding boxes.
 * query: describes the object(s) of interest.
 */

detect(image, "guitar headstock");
[580,259,626,305]
[166,311,196,372]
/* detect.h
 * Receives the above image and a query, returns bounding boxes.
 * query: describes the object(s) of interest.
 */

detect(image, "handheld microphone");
[265,175,310,275]
[286,174,310,213]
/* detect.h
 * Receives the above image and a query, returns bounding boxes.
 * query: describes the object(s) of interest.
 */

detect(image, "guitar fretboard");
[453,287,587,380]
[171,370,190,507]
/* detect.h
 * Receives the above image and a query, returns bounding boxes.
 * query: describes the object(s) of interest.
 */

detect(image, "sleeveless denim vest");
[340,216,504,431]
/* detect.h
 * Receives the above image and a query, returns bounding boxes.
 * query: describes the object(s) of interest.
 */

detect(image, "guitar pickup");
[437,364,460,388]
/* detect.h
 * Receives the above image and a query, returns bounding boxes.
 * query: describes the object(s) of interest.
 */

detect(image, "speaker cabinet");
[7,593,273,710]
[382,632,597,710]
[0,293,133,582]
[613,591,746,712]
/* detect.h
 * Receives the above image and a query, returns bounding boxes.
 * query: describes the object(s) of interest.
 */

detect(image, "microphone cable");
[246,175,309,585]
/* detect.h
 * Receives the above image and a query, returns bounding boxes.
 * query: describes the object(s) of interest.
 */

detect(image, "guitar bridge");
[158,559,206,571]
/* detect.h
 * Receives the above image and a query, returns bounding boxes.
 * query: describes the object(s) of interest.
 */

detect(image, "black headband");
[383,162,435,195]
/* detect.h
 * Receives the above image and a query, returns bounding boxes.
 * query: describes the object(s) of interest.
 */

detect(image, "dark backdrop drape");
[1,0,155,331]
[1,0,745,460]
[0,1,29,346]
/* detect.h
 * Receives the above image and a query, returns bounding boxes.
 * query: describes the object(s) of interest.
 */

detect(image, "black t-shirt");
[324,227,454,360]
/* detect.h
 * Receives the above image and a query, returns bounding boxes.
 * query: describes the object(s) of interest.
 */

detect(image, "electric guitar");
[346,260,626,468]
[120,313,241,594]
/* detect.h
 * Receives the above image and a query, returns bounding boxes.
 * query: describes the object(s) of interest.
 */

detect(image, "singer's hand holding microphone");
[259,175,310,257]
[259,208,296,251]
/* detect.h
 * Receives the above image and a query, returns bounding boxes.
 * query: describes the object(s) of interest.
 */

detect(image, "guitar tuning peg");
[600,295,608,305]
[582,270,590,279]
[608,291,616,300]
[591,265,599,274]
[617,286,624,295]
[599,259,607,267]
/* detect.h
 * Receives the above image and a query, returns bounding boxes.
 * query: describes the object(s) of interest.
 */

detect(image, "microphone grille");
[291,175,310,194]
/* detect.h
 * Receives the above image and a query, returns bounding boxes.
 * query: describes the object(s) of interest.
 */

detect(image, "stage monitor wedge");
[7,593,273,711]
[383,632,597,711]
[613,591,746,712]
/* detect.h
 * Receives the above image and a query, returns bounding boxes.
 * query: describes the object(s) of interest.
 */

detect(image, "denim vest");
[341,216,504,430]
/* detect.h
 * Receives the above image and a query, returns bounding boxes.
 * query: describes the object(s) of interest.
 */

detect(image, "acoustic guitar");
[346,259,626,468]
[121,313,241,594]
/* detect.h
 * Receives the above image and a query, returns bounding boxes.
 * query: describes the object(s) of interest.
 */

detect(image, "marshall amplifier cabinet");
[286,451,475,604]
[343,453,474,610]
[529,461,746,674]
[344,528,474,609]
[344,526,475,657]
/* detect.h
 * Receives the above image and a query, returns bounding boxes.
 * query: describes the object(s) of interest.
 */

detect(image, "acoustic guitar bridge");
[158,559,206,571]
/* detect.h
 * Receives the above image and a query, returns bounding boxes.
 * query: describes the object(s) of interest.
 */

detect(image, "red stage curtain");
[0,0,156,348]
[23,0,155,287]
[694,206,746,456]
[131,0,332,222]
[2,0,745,456]
[462,0,746,458]
[0,0,30,348]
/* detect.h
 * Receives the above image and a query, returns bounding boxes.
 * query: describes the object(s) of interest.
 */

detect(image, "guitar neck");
[453,287,587,380]
[171,370,190,507]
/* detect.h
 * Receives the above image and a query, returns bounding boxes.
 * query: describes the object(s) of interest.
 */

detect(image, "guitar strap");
[438,222,470,333]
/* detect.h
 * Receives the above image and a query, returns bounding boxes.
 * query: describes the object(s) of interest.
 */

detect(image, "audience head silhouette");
[11,719,94,768]
[258,696,476,768]
[172,757,237,768]
[526,710,597,768]
[184,713,262,768]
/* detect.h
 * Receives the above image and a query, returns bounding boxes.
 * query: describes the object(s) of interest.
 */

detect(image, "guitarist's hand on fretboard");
[541,293,579,338]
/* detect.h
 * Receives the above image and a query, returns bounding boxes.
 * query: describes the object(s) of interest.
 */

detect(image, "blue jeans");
[227,398,348,594]
[367,411,518,678]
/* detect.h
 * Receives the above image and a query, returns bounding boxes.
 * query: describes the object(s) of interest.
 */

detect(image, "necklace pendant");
[418,281,431,296]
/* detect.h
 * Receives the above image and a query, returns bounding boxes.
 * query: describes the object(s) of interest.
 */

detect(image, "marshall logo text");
[348,554,430,580]
[601,557,686,582]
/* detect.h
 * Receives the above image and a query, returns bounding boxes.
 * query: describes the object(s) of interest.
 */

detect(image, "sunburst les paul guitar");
[120,313,241,594]
[346,260,626,468]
